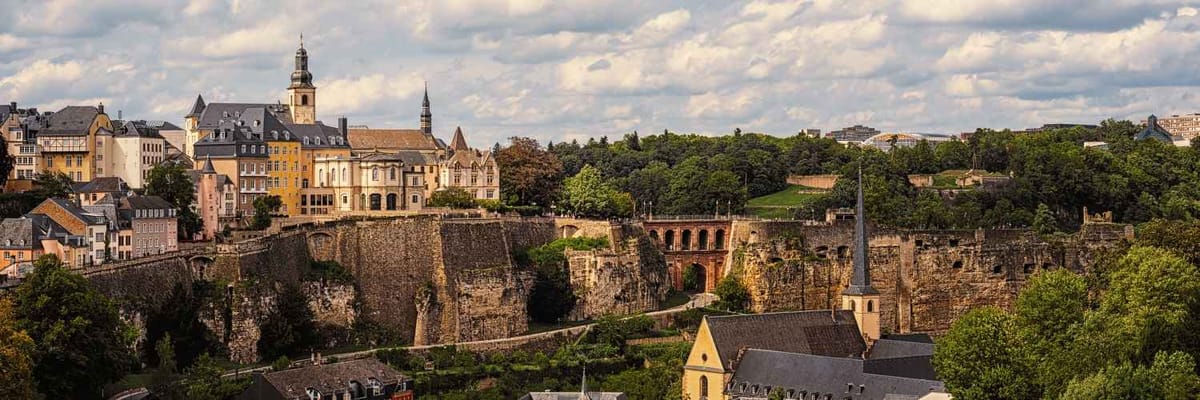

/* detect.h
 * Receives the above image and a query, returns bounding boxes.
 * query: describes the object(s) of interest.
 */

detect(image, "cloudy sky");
[2,0,1199,146]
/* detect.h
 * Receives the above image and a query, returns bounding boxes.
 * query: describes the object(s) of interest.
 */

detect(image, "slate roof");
[286,121,349,149]
[449,126,469,151]
[0,215,71,251]
[705,310,866,370]
[348,128,441,151]
[445,127,495,167]
[38,105,101,136]
[358,150,437,165]
[521,392,627,400]
[121,196,174,211]
[196,102,292,129]
[727,349,944,400]
[145,120,183,131]
[76,177,128,194]
[186,94,205,118]
[867,337,935,361]
[114,120,166,138]
[259,359,406,399]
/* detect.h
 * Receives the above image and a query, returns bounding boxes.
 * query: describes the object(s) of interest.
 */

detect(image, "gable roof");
[38,105,101,136]
[1135,115,1175,142]
[115,120,166,138]
[704,310,866,370]
[145,120,183,131]
[259,359,406,398]
[285,121,348,149]
[0,215,71,251]
[196,102,292,129]
[40,198,106,228]
[728,349,944,400]
[449,126,469,151]
[76,177,128,194]
[121,196,174,211]
[347,128,441,151]
[186,94,206,118]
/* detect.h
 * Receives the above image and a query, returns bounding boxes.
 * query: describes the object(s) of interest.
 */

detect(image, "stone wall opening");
[684,263,707,293]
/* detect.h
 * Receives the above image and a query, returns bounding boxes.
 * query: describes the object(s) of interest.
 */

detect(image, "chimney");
[338,116,347,138]
[9,102,15,110]
[117,110,122,120]
[97,102,105,114]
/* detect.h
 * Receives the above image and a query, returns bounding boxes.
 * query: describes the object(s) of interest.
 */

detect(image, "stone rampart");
[565,229,668,320]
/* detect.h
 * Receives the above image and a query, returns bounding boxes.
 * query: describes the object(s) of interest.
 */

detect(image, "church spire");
[845,167,878,295]
[420,81,432,135]
[290,34,314,89]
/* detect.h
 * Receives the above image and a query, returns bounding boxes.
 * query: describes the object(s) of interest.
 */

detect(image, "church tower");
[420,82,432,135]
[288,34,316,124]
[842,167,881,344]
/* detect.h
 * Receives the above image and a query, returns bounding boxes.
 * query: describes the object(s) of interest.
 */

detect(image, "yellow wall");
[41,111,112,182]
[682,319,729,400]
[269,141,302,216]
[300,147,351,188]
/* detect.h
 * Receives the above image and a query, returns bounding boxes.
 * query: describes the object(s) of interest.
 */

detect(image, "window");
[699,376,708,398]
[389,167,396,180]
[411,194,420,204]
[301,94,309,105]
[372,168,379,181]
[867,300,874,312]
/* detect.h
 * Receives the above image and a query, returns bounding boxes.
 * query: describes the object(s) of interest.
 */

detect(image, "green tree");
[1032,203,1057,234]
[271,356,291,372]
[932,307,1039,400]
[257,285,319,360]
[251,195,282,230]
[429,187,477,209]
[712,276,749,313]
[145,282,218,369]
[0,298,35,399]
[33,171,74,198]
[182,353,251,400]
[497,137,563,206]
[1013,269,1088,396]
[15,255,133,398]
[0,134,11,188]
[1060,351,1199,400]
[562,165,631,218]
[145,163,202,239]
[149,334,187,400]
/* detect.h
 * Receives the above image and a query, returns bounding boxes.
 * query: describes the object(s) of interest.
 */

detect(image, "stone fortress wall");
[73,214,1131,362]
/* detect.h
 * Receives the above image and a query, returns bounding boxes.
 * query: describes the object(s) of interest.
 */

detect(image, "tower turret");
[288,34,316,124]
[842,167,881,344]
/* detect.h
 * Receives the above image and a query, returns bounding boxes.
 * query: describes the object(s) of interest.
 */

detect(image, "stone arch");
[815,245,829,259]
[307,231,335,261]
[664,230,675,250]
[386,193,398,211]
[681,229,692,251]
[559,225,579,238]
[698,229,709,250]
[301,94,309,105]
[188,255,214,279]
[867,300,874,312]
[714,229,725,250]
[685,263,708,293]
[648,229,659,242]
[849,299,857,311]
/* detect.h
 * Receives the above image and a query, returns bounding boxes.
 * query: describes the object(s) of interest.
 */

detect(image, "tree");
[1032,203,1057,234]
[1013,269,1088,396]
[0,134,11,188]
[149,334,187,400]
[251,195,282,230]
[145,163,201,239]
[15,255,133,398]
[933,307,1039,400]
[33,171,73,198]
[0,298,35,399]
[712,276,749,313]
[497,137,563,207]
[145,282,219,369]
[429,187,477,209]
[181,353,251,400]
[257,285,318,360]
[1060,351,1199,400]
[561,165,630,218]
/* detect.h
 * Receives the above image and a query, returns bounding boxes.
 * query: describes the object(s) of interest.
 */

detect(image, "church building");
[680,171,947,400]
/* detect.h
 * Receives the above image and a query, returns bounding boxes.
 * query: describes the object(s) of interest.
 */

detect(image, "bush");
[591,314,656,346]
[430,188,477,209]
[713,276,750,312]
[304,260,354,284]
[271,356,291,371]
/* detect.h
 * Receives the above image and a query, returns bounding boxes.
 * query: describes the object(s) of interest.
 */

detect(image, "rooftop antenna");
[299,32,304,48]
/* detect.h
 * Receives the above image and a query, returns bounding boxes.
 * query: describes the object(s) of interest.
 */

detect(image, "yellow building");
[34,104,113,182]
[267,128,302,216]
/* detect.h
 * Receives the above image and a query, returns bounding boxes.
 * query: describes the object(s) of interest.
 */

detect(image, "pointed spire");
[421,82,433,135]
[422,81,430,107]
[201,155,216,174]
[187,94,206,118]
[450,126,469,151]
[845,166,878,295]
[299,32,304,49]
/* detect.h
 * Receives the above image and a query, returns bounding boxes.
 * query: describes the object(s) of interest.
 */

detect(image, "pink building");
[118,196,177,257]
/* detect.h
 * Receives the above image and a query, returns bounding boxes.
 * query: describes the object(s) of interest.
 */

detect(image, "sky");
[1,0,1199,147]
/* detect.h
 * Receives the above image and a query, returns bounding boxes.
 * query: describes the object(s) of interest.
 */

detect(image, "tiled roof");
[260,359,406,398]
[867,337,934,360]
[286,121,348,149]
[40,105,100,136]
[196,102,292,129]
[521,392,627,400]
[0,215,70,251]
[705,310,866,370]
[358,150,437,165]
[115,120,166,138]
[348,128,440,151]
[449,126,469,151]
[728,349,944,400]
[146,120,183,131]
[41,198,106,228]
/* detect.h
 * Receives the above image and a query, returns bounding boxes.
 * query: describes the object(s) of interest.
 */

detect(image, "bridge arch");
[681,230,692,251]
[188,255,215,280]
[307,231,336,261]
[559,225,580,238]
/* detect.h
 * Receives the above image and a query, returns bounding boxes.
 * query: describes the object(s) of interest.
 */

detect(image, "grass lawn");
[747,185,825,207]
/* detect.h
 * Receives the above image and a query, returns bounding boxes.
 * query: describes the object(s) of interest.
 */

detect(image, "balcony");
[38,138,87,153]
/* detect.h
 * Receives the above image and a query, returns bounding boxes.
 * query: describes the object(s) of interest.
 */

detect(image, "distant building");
[1147,113,1200,141]
[681,172,947,400]
[521,392,627,400]
[104,120,168,189]
[860,132,955,152]
[1,102,42,191]
[1134,115,1175,143]
[188,157,238,240]
[32,104,115,182]
[797,128,821,138]
[239,359,413,400]
[440,127,500,201]
[828,125,880,143]
[119,196,178,257]
[1023,123,1098,133]
[0,214,78,278]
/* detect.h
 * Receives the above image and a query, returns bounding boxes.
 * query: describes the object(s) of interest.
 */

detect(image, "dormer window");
[303,137,310,145]
[368,378,382,395]
[305,388,320,400]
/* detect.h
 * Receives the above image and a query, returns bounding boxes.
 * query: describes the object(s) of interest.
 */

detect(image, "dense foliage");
[712,275,750,313]
[522,237,609,323]
[0,134,11,188]
[257,284,319,360]
[144,282,221,369]
[145,163,202,239]
[429,187,477,209]
[495,120,1200,231]
[0,298,35,399]
[15,255,135,398]
[33,170,74,199]
[250,195,282,230]
[933,235,1200,399]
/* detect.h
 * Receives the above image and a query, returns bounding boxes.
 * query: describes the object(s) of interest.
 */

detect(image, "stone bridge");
[643,218,733,292]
